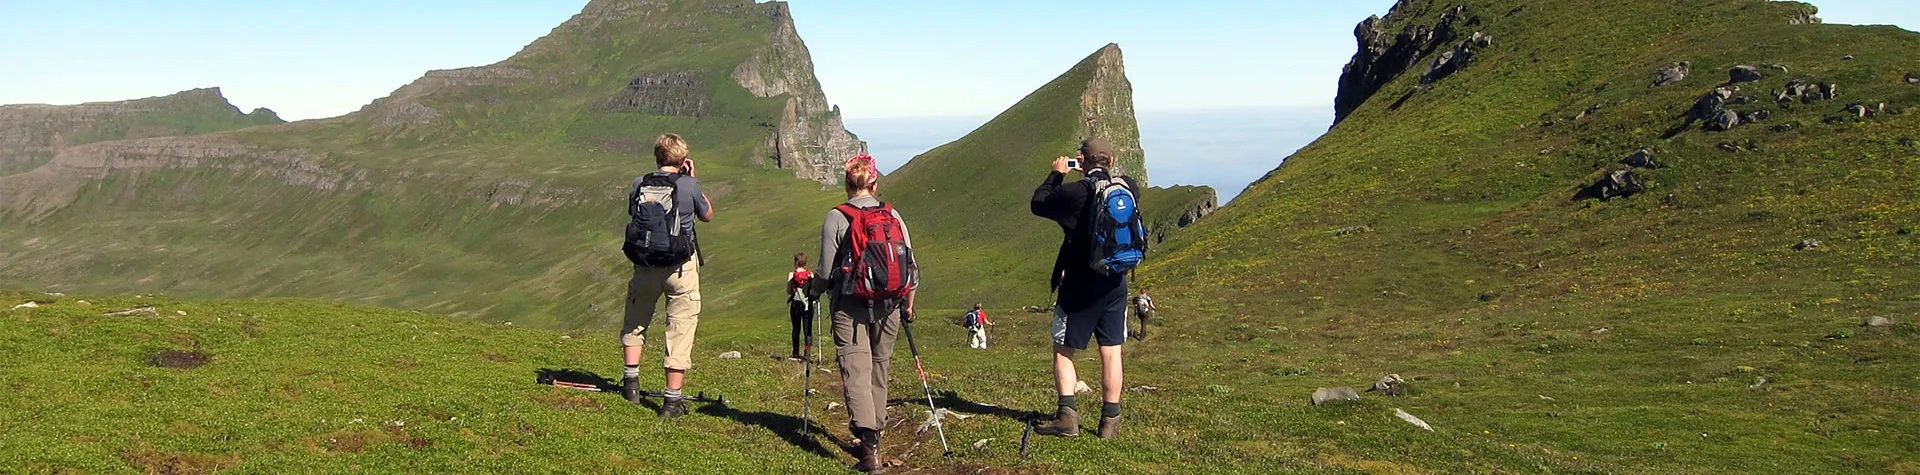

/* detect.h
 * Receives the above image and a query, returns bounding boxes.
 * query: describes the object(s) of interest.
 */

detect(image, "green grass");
[6,0,1920,472]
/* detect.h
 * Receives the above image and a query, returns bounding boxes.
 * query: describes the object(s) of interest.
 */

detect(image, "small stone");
[1590,327,1611,335]
[826,401,843,410]
[1718,143,1744,153]
[1907,73,1919,84]
[1792,239,1822,251]
[1745,110,1772,122]
[1706,108,1742,131]
[1864,316,1894,327]
[1394,408,1435,431]
[973,438,993,449]
[1128,385,1161,392]
[1846,104,1870,117]
[44,292,64,297]
[1729,65,1764,83]
[175,310,187,316]
[10,302,38,310]
[1841,54,1854,60]
[1750,377,1769,390]
[717,351,742,359]
[1653,61,1690,86]
[1619,149,1660,168]
[1311,387,1361,405]
[1074,380,1094,394]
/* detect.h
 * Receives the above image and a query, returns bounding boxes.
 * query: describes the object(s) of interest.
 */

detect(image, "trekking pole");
[902,318,953,457]
[801,297,819,439]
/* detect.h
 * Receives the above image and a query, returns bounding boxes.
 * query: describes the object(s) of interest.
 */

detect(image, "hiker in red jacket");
[787,252,815,360]
[966,303,995,349]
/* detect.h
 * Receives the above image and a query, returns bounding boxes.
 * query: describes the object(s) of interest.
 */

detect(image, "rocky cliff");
[735,2,866,185]
[1332,1,1482,125]
[0,88,282,175]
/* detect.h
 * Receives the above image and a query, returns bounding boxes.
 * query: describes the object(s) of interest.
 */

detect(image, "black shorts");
[1052,297,1127,349]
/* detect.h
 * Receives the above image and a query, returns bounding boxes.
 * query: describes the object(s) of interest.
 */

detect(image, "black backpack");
[622,172,696,267]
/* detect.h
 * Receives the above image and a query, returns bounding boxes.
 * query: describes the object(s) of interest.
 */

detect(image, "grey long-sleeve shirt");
[815,195,914,312]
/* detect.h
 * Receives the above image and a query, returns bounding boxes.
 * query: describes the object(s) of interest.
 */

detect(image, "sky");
[2,1,1916,202]
[2,1,1912,121]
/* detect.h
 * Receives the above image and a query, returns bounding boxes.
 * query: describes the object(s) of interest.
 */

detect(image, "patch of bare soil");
[149,350,210,369]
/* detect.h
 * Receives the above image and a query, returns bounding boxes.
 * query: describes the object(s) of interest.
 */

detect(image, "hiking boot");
[658,398,688,418]
[852,445,885,474]
[1098,415,1121,439]
[621,377,641,404]
[1033,406,1080,437]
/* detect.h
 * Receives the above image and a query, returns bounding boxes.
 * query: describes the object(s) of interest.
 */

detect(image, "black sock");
[857,428,880,448]
[1102,402,1122,418]
[1058,395,1077,409]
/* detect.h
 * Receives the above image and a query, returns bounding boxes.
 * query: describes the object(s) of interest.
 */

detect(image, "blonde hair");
[654,134,689,167]
[843,154,878,194]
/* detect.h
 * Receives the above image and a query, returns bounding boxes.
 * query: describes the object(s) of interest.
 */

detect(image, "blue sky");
[2,1,1913,121]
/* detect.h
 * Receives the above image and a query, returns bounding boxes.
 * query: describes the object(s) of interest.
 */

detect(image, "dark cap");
[1079,137,1114,162]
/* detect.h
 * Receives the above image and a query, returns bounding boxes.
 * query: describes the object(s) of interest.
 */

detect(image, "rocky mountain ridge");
[0,88,281,176]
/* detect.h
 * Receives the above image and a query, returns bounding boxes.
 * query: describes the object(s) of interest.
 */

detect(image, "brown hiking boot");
[1033,406,1080,437]
[1098,415,1121,439]
[853,445,885,474]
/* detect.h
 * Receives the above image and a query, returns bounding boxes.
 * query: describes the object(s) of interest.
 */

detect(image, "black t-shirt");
[1030,169,1137,314]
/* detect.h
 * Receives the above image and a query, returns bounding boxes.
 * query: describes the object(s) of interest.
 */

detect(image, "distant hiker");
[807,154,918,474]
[1132,288,1154,341]
[1029,137,1147,439]
[787,253,815,360]
[618,133,713,419]
[965,303,995,349]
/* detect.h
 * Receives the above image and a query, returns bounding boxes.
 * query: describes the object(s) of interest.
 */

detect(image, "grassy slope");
[1138,185,1215,245]
[1134,0,1920,472]
[0,0,846,330]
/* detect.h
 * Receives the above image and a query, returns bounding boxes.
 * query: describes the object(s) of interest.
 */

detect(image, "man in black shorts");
[1028,137,1135,439]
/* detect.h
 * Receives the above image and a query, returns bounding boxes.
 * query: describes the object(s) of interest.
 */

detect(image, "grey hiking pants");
[832,300,901,433]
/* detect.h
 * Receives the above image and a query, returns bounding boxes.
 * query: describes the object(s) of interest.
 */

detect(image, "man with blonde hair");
[619,133,713,418]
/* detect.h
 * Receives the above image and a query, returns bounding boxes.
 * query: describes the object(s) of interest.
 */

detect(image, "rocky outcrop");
[602,72,706,116]
[735,2,865,186]
[1334,3,1474,125]
[358,66,534,129]
[0,135,340,219]
[1078,43,1148,186]
[0,88,282,175]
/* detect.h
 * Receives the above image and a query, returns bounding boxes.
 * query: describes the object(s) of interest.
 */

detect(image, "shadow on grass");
[696,403,849,459]
[533,368,659,411]
[894,390,1045,423]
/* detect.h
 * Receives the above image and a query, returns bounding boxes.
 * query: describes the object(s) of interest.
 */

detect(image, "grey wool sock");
[623,365,640,379]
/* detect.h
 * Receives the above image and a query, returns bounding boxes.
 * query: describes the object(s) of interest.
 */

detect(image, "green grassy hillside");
[0,88,281,175]
[0,0,855,330]
[1132,0,1920,472]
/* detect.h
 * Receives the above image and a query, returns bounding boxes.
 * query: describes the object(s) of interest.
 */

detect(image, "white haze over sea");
[849,106,1331,204]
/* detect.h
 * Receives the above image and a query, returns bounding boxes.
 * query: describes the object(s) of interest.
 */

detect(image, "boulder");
[718,351,742,359]
[1654,61,1691,86]
[1717,143,1744,153]
[1619,149,1661,168]
[1576,169,1644,201]
[1745,110,1772,122]
[1864,316,1894,327]
[1845,104,1870,118]
[1907,73,1919,84]
[1689,87,1732,121]
[1368,374,1408,396]
[1792,239,1822,250]
[1312,387,1361,405]
[1706,108,1742,131]
[1729,65,1764,83]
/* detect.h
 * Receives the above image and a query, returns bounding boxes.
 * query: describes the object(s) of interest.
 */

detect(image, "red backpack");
[833,203,916,302]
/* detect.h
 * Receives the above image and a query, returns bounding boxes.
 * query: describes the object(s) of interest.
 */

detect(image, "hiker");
[806,154,918,474]
[965,303,995,349]
[618,133,713,419]
[1028,137,1146,439]
[787,253,815,360]
[1132,288,1154,341]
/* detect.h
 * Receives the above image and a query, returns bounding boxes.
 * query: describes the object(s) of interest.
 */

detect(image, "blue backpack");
[1084,173,1147,275]
[965,310,980,328]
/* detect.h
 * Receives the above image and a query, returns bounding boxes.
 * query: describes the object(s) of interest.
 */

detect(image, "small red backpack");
[833,203,916,302]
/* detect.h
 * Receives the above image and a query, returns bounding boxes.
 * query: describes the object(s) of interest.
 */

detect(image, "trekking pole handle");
[903,317,920,357]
